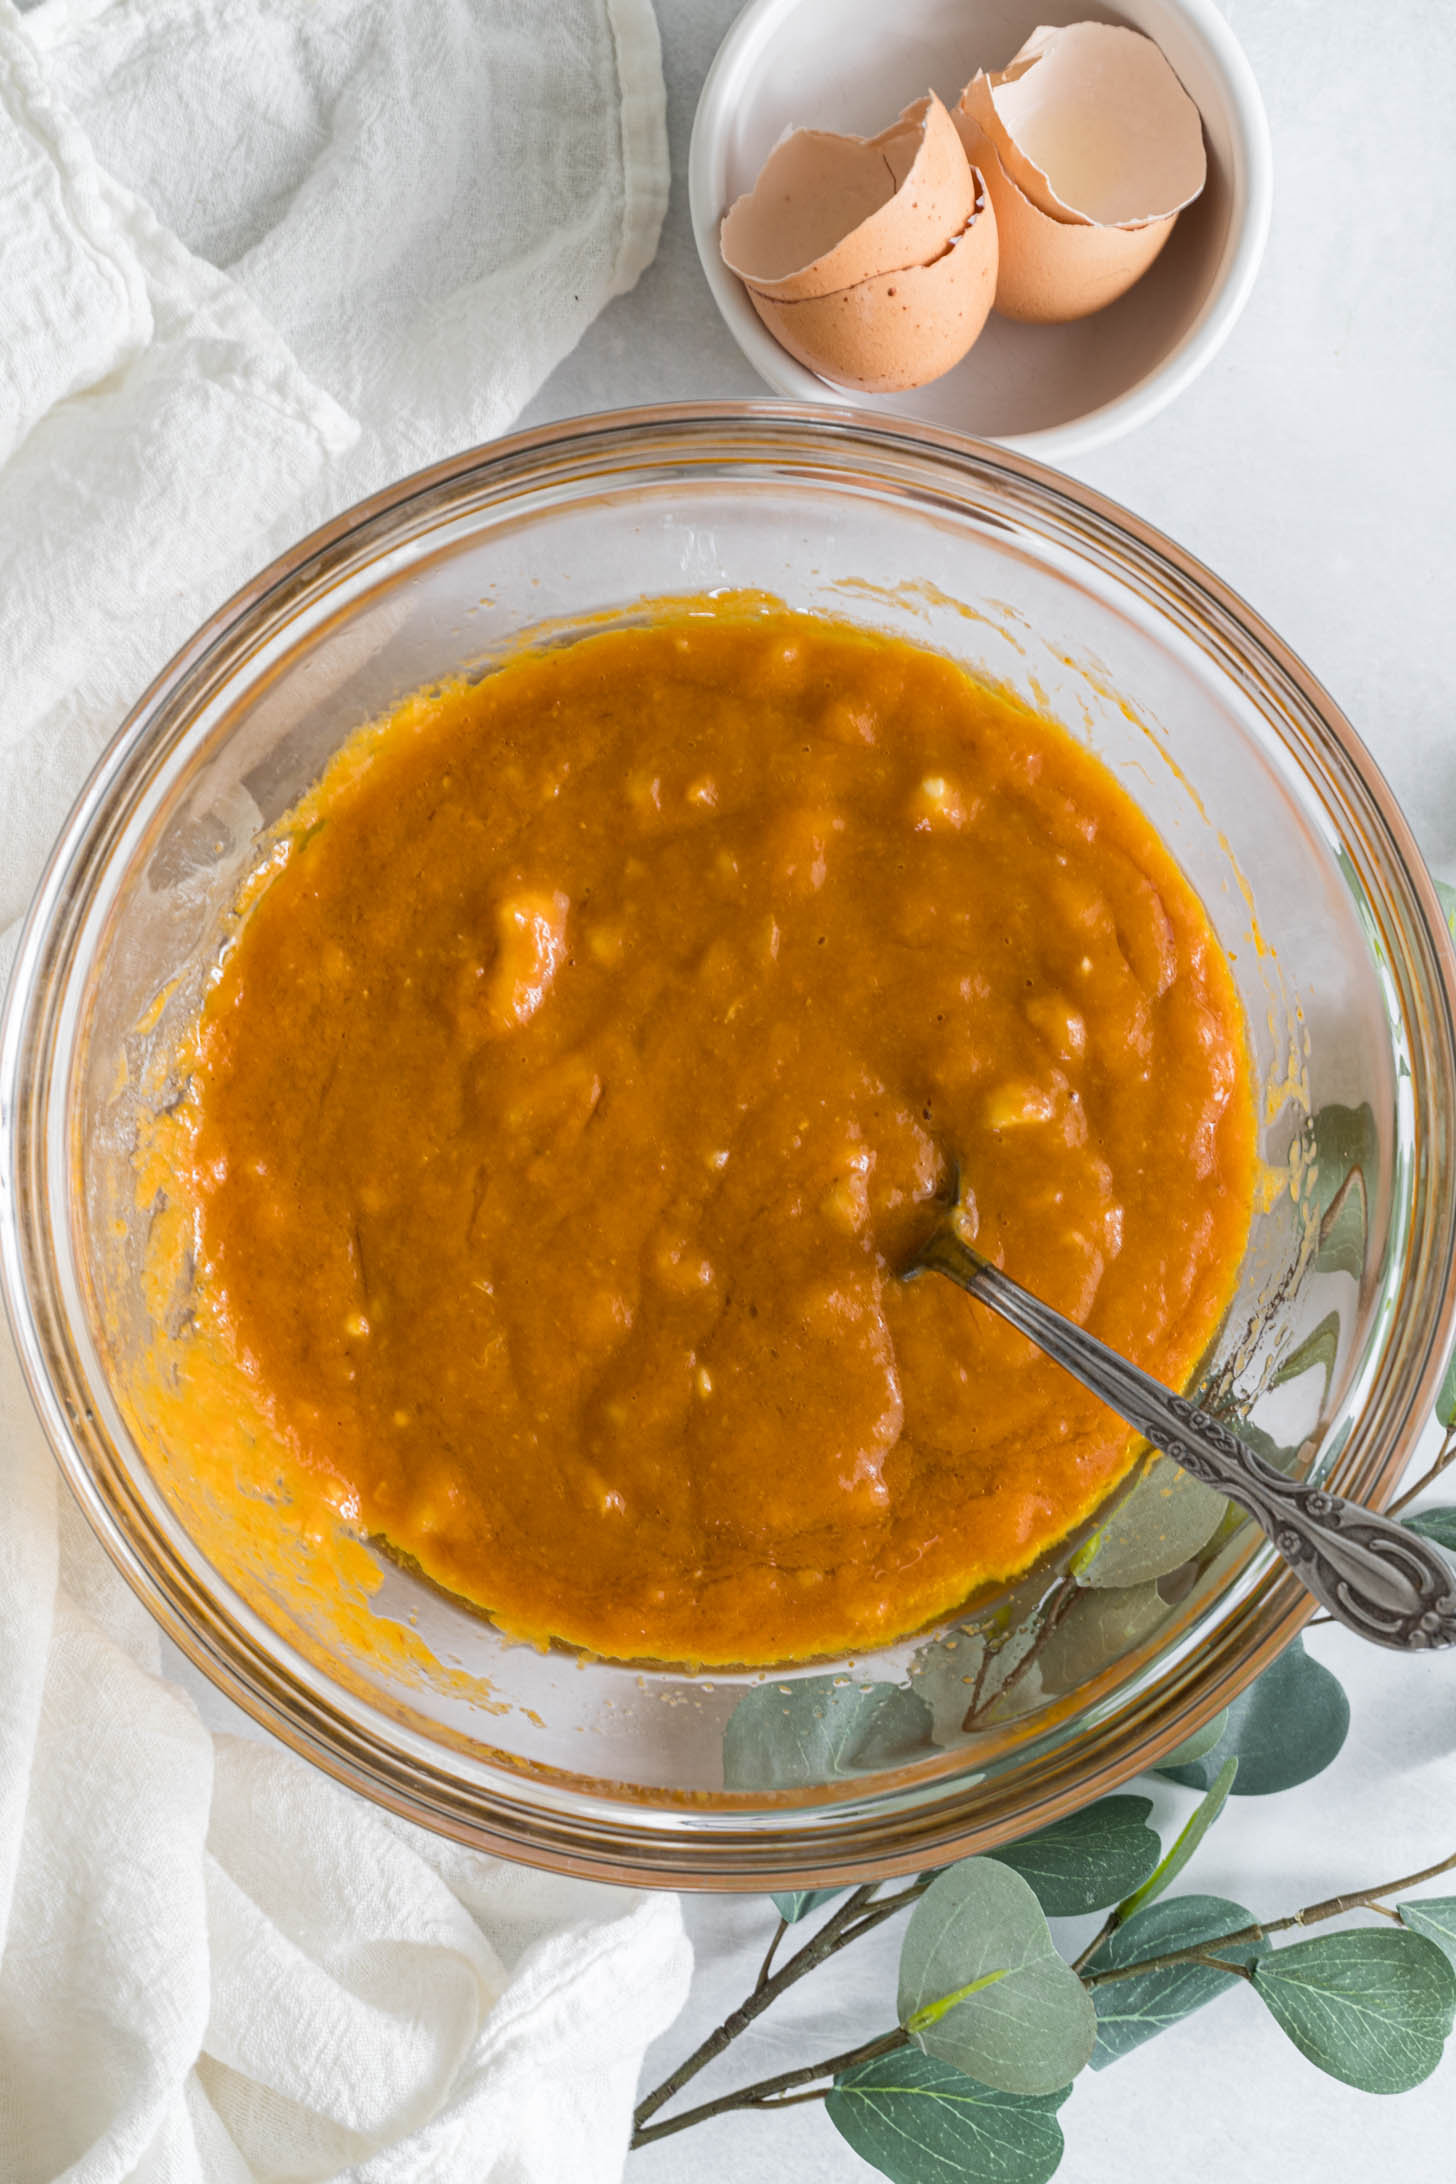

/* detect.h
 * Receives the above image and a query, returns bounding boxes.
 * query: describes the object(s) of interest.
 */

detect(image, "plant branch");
[1184,1950,1255,1981]
[746,2087,833,2110]
[633,1883,881,2127]
[631,2028,909,2148]
[1388,1423,1456,1517]
[834,1877,932,1943]
[1084,1848,1456,1988]
[755,1917,788,1993]
[963,1577,1077,1731]
[1071,1910,1119,1975]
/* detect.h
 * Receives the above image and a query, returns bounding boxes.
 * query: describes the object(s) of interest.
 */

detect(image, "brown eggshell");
[746,185,998,392]
[964,62,1069,222]
[956,82,1173,324]
[720,91,975,302]
[988,24,1206,228]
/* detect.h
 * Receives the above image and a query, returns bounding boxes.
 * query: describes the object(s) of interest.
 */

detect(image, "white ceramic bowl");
[689,0,1272,460]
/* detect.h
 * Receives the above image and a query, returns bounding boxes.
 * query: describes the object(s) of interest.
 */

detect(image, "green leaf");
[1037,1582,1167,1696]
[1436,874,1456,940]
[899,1859,1096,2095]
[1404,1506,1456,1554]
[1088,1894,1265,2065]
[770,1888,844,1923]
[722,1676,933,1791]
[990,1797,1161,1918]
[1268,1311,1342,1405]
[1072,1459,1227,1589]
[1438,1352,1456,1431]
[1305,1104,1376,1277]
[1154,1710,1228,1770]
[1253,1929,1456,2092]
[1398,1896,1456,1972]
[1157,1638,1349,1795]
[1232,1422,1299,1473]
[827,2047,1066,2184]
[1116,1758,1238,1921]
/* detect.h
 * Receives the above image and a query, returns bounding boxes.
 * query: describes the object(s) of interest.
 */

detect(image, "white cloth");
[0,0,671,932]
[0,3,688,2179]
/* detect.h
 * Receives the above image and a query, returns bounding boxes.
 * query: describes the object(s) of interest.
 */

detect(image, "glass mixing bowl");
[3,405,1454,1887]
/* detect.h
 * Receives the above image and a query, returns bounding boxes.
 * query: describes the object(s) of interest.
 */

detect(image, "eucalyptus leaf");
[990,1797,1161,1918]
[1438,1352,1456,1431]
[1157,1638,1349,1795]
[1253,1929,1456,2092]
[910,1630,997,1743]
[1116,1757,1238,1921]
[1088,1893,1265,2066]
[1037,1583,1167,1697]
[1154,1710,1228,1770]
[898,1859,1095,2095]
[1227,1422,1299,1474]
[1073,1460,1227,1589]
[1436,875,1456,938]
[1398,1897,1456,1972]
[722,1676,933,1791]
[770,1888,844,1923]
[1268,1312,1342,1405]
[827,2047,1066,2184]
[1404,1506,1456,1554]
[1306,1104,1376,1277]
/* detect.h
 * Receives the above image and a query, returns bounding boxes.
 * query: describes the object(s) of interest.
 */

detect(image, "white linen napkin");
[0,4,689,2178]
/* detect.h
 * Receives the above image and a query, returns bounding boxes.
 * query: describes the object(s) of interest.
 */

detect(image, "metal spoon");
[906,1207,1456,1650]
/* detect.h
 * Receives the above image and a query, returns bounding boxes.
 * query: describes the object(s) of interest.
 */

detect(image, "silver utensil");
[907,1209,1456,1650]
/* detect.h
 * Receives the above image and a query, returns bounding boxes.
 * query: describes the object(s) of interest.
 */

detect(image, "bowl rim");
[3,400,1453,1888]
[687,0,1274,461]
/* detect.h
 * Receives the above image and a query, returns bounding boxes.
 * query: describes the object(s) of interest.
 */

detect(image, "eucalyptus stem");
[630,2028,909,2148]
[633,1882,880,2128]
[1085,1847,1456,1988]
[836,1876,933,1940]
[1071,1910,1118,1975]
[754,1917,788,1993]
[748,2086,834,2110]
[1387,1423,1456,1518]
[963,1577,1077,1731]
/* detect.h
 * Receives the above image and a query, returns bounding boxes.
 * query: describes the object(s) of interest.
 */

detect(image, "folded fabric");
[0,3,686,2178]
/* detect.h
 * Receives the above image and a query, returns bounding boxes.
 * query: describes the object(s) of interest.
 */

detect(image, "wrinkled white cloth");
[0,3,688,2179]
[0,0,670,931]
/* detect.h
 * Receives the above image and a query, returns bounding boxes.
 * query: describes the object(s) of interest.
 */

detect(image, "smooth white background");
[519,3,1456,2178]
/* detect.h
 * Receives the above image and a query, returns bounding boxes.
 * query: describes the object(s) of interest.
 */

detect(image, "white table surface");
[518,4,1456,2179]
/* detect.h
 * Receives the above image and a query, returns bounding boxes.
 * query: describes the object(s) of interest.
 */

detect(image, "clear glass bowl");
[4,405,1454,1887]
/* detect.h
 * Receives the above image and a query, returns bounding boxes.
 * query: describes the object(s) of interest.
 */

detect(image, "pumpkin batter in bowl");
[172,600,1255,1666]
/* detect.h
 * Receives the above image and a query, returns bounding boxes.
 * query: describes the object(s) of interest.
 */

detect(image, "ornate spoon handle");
[914,1225,1456,1651]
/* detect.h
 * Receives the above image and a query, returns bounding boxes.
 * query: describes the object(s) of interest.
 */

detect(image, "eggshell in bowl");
[720,91,973,303]
[747,187,997,391]
[989,23,1206,228]
[957,79,1173,324]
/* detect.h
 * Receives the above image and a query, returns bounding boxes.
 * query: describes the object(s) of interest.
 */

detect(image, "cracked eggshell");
[720,91,974,303]
[746,182,998,393]
[988,24,1206,228]
[957,73,1176,325]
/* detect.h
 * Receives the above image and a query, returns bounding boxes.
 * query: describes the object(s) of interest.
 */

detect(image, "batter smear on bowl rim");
[168,599,1256,1666]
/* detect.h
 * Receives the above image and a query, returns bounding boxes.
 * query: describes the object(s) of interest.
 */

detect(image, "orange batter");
[177,603,1255,1665]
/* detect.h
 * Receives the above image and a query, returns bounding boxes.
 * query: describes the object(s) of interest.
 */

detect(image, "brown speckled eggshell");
[747,195,998,392]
